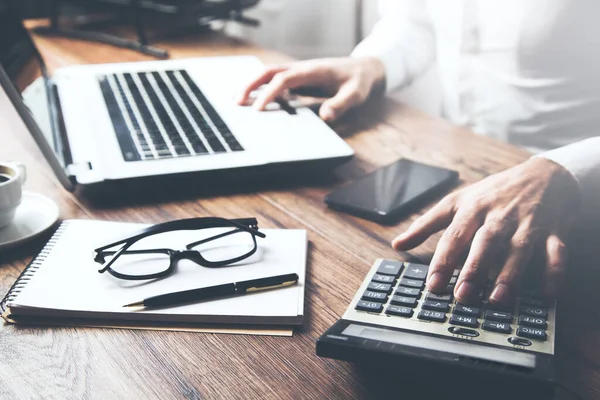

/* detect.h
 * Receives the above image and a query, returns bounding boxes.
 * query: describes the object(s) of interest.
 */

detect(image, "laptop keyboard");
[98,69,244,162]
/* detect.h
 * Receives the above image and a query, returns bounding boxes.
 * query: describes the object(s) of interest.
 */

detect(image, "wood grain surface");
[0,20,598,400]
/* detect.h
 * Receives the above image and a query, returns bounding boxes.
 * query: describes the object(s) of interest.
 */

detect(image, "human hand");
[236,57,385,122]
[392,158,581,305]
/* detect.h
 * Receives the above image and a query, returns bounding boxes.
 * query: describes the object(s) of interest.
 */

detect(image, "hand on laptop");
[237,57,385,122]
[392,158,581,306]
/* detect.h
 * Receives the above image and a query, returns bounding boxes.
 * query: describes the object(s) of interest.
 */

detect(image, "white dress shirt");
[352,0,600,218]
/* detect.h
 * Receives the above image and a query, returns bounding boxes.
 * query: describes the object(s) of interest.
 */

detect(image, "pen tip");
[123,301,144,308]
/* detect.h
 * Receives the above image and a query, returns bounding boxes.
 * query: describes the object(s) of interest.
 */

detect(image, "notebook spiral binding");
[0,221,69,314]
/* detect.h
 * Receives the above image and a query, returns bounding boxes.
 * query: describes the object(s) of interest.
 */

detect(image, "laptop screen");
[0,2,73,189]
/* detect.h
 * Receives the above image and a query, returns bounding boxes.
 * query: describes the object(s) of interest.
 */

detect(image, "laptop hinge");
[66,162,93,177]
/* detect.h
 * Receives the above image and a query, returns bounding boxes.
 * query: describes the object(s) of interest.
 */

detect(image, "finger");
[544,234,568,297]
[319,81,365,122]
[392,195,457,251]
[454,221,512,304]
[490,227,537,305]
[237,65,287,104]
[426,209,482,293]
[253,70,314,110]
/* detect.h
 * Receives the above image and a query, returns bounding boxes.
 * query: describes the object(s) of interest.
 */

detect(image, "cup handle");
[9,162,26,185]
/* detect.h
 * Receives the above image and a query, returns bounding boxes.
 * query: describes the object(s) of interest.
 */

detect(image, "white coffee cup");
[0,162,27,229]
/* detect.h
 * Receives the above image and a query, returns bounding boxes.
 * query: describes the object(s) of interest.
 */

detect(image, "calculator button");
[508,337,532,347]
[518,315,547,329]
[425,292,452,302]
[443,284,455,295]
[367,282,393,294]
[422,300,450,312]
[449,315,478,328]
[386,305,414,318]
[371,273,396,284]
[390,295,418,308]
[452,269,460,277]
[449,276,457,285]
[484,310,513,323]
[482,320,511,334]
[355,300,383,313]
[418,310,446,322]
[519,306,548,318]
[376,260,404,277]
[399,278,424,289]
[454,304,480,317]
[361,291,389,302]
[395,287,421,298]
[519,297,548,308]
[403,264,428,280]
[448,327,479,337]
[517,326,547,341]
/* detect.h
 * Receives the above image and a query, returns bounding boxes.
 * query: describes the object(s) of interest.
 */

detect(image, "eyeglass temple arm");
[94,217,264,254]
[95,248,173,260]
[185,228,246,249]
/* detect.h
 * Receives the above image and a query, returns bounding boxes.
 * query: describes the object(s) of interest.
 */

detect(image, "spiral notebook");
[1,219,307,333]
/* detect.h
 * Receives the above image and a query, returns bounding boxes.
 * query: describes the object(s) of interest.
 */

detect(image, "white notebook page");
[11,220,306,324]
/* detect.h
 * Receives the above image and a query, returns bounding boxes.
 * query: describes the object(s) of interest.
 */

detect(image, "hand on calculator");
[392,158,581,306]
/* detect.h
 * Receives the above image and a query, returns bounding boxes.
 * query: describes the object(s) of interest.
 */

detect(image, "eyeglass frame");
[93,217,266,280]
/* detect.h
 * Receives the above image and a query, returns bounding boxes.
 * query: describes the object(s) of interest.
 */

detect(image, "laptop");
[0,4,353,192]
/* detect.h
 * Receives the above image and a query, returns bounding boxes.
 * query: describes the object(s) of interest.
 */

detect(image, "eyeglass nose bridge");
[172,249,203,262]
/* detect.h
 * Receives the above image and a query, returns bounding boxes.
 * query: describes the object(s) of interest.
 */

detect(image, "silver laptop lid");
[0,2,74,191]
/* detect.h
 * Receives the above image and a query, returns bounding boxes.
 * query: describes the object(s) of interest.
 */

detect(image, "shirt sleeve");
[351,0,435,93]
[535,137,600,220]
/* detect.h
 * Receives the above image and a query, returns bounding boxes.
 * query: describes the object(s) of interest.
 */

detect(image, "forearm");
[351,0,435,93]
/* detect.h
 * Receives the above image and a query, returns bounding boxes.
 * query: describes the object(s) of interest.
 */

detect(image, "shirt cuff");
[534,138,600,220]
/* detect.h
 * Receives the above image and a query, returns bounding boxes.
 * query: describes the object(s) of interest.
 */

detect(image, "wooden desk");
[1,23,599,400]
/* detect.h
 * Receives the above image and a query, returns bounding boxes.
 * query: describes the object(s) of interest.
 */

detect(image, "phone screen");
[326,159,458,221]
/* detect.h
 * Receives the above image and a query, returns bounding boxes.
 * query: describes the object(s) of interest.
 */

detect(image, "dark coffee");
[0,174,12,183]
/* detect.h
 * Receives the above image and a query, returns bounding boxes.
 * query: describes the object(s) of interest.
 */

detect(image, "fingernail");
[490,284,510,304]
[456,281,476,302]
[427,273,446,291]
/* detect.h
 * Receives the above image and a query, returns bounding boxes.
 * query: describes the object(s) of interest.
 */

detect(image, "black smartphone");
[325,159,459,224]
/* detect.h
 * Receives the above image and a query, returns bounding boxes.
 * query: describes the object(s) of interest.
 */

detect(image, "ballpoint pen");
[123,273,299,309]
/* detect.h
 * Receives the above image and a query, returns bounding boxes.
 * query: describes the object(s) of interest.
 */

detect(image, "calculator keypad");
[345,259,555,355]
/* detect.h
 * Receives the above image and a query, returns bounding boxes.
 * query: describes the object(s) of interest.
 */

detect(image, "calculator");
[316,259,556,398]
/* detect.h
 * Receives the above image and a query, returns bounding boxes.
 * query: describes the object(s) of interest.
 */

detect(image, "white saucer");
[0,191,60,251]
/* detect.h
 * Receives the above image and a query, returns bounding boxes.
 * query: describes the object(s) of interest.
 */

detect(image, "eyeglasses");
[93,217,266,280]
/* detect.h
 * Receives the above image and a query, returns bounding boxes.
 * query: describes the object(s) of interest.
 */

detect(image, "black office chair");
[32,0,261,58]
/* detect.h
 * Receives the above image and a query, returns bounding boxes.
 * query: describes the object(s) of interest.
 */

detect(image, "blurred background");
[17,0,441,115]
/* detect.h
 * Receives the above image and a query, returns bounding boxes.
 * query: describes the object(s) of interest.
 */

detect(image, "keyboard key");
[371,273,396,284]
[454,304,480,317]
[376,260,404,277]
[399,278,424,289]
[517,326,547,341]
[518,315,547,329]
[361,291,389,303]
[519,306,548,318]
[367,282,393,294]
[390,295,418,308]
[425,292,452,302]
[422,300,450,312]
[403,263,428,280]
[484,310,513,323]
[355,300,383,313]
[418,310,446,322]
[395,287,421,298]
[386,305,414,318]
[482,320,511,334]
[450,315,478,328]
